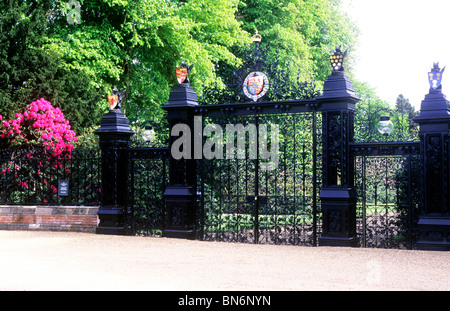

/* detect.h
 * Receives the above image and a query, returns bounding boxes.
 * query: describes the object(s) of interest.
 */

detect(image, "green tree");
[1,0,359,132]
[44,0,249,124]
[353,83,419,142]
[353,81,392,142]
[395,94,417,120]
[236,0,359,83]
[44,0,358,124]
[0,0,105,133]
[394,94,418,140]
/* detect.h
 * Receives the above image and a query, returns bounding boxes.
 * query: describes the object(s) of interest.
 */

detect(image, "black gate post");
[162,80,198,239]
[413,63,450,251]
[316,47,360,247]
[94,104,135,235]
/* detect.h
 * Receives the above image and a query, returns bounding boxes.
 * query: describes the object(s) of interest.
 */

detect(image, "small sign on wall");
[58,180,69,196]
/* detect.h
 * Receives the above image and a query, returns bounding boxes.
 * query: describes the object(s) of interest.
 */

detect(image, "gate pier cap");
[413,63,450,251]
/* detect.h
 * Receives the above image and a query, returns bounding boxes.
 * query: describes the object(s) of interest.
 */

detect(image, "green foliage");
[130,118,169,148]
[1,0,359,139]
[353,81,418,143]
[43,0,249,125]
[0,0,106,133]
[73,126,99,149]
[236,0,359,82]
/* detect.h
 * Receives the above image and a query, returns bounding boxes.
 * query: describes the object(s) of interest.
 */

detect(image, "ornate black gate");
[127,148,169,236]
[352,142,421,249]
[94,53,450,251]
[196,102,322,246]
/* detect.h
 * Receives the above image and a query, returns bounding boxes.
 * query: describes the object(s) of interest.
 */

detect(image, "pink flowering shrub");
[0,98,79,203]
[0,98,78,155]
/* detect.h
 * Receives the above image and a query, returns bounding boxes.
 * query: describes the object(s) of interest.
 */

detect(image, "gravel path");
[0,230,448,291]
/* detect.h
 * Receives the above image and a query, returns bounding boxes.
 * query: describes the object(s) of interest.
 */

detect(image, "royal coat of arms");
[243,72,269,102]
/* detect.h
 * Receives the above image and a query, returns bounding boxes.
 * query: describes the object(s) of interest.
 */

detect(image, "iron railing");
[0,148,101,206]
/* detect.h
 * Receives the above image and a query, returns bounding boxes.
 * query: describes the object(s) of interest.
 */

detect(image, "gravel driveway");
[0,230,448,291]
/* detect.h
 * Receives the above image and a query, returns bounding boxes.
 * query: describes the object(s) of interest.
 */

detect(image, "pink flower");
[1,98,78,156]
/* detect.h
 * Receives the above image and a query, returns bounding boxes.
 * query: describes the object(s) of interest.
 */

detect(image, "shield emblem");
[247,74,264,96]
[330,54,344,71]
[243,72,269,102]
[429,71,443,90]
[108,95,118,109]
[176,68,187,84]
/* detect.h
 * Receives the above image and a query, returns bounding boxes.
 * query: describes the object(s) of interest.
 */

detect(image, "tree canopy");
[1,0,359,130]
[0,1,105,133]
[353,81,418,142]
[236,0,358,82]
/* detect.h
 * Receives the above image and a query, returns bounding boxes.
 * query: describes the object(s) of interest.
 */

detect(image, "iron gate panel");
[197,105,322,246]
[127,148,169,236]
[123,115,421,249]
[352,142,420,249]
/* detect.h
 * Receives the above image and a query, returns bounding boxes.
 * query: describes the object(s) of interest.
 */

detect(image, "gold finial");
[252,31,262,43]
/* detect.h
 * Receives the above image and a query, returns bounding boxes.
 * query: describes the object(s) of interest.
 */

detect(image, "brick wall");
[0,205,99,233]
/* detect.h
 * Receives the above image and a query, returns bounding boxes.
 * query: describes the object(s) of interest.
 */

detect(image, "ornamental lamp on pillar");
[316,46,360,247]
[413,62,450,251]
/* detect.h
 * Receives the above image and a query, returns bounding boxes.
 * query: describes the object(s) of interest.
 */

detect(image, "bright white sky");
[341,0,450,110]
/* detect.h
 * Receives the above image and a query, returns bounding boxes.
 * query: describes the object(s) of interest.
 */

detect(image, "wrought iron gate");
[100,49,448,250]
[127,147,169,236]
[352,142,420,249]
[195,101,322,246]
